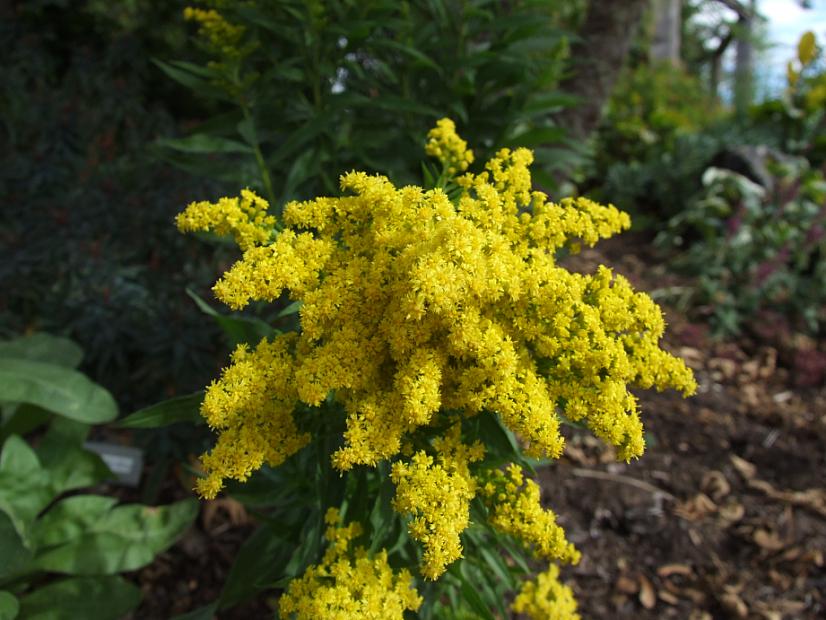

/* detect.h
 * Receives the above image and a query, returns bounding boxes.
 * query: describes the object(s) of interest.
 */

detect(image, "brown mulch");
[544,237,826,619]
[130,233,826,619]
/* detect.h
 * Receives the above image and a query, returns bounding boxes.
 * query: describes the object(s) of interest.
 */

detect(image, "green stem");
[241,105,280,224]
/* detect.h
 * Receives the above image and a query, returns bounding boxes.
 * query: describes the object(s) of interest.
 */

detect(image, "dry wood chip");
[658,589,680,605]
[720,586,749,619]
[749,479,826,519]
[615,575,638,594]
[638,574,656,609]
[718,499,745,523]
[752,528,787,552]
[656,563,694,578]
[701,470,731,501]
[202,497,250,532]
[674,492,717,520]
[729,454,757,479]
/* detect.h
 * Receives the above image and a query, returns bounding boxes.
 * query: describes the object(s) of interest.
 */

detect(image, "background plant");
[0,1,227,412]
[0,333,197,620]
[156,0,581,207]
[656,154,826,337]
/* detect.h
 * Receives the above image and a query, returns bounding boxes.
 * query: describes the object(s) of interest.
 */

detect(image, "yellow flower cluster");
[176,188,275,251]
[426,118,475,174]
[390,425,484,579]
[481,464,580,564]
[183,6,245,58]
[181,120,696,584]
[279,508,422,619]
[512,565,580,620]
[195,336,309,499]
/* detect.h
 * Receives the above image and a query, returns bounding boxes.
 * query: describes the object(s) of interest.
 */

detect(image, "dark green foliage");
[0,5,229,410]
[158,0,579,203]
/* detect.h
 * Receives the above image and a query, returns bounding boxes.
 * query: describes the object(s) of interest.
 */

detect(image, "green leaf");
[31,417,109,494]
[0,436,52,540]
[373,40,442,74]
[18,577,140,620]
[218,525,292,609]
[0,510,32,581]
[0,334,83,369]
[171,603,218,620]
[275,301,302,319]
[157,134,254,155]
[0,405,52,444]
[504,126,565,148]
[798,31,817,65]
[455,561,496,620]
[0,360,117,424]
[31,497,198,575]
[476,411,521,463]
[186,288,274,346]
[268,116,331,166]
[0,591,19,620]
[153,59,213,91]
[119,392,204,429]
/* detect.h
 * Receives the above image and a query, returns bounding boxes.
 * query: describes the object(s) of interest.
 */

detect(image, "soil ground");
[130,234,826,619]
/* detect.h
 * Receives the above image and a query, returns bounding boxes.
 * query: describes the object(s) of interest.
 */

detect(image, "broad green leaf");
[0,437,53,541]
[0,335,83,369]
[0,511,32,581]
[0,591,19,620]
[0,434,40,475]
[33,418,110,494]
[157,134,253,155]
[0,405,51,444]
[0,360,117,424]
[31,497,198,575]
[119,392,204,429]
[18,577,140,620]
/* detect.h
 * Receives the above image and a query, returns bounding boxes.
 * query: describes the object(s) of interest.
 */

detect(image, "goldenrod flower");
[426,118,475,174]
[390,425,484,579]
[176,188,275,251]
[180,118,695,512]
[481,464,579,564]
[279,508,422,619]
[512,564,580,620]
[184,6,245,58]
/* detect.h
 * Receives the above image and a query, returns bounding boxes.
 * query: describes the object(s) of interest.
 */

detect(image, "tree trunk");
[733,0,756,113]
[552,0,650,144]
[650,0,682,65]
